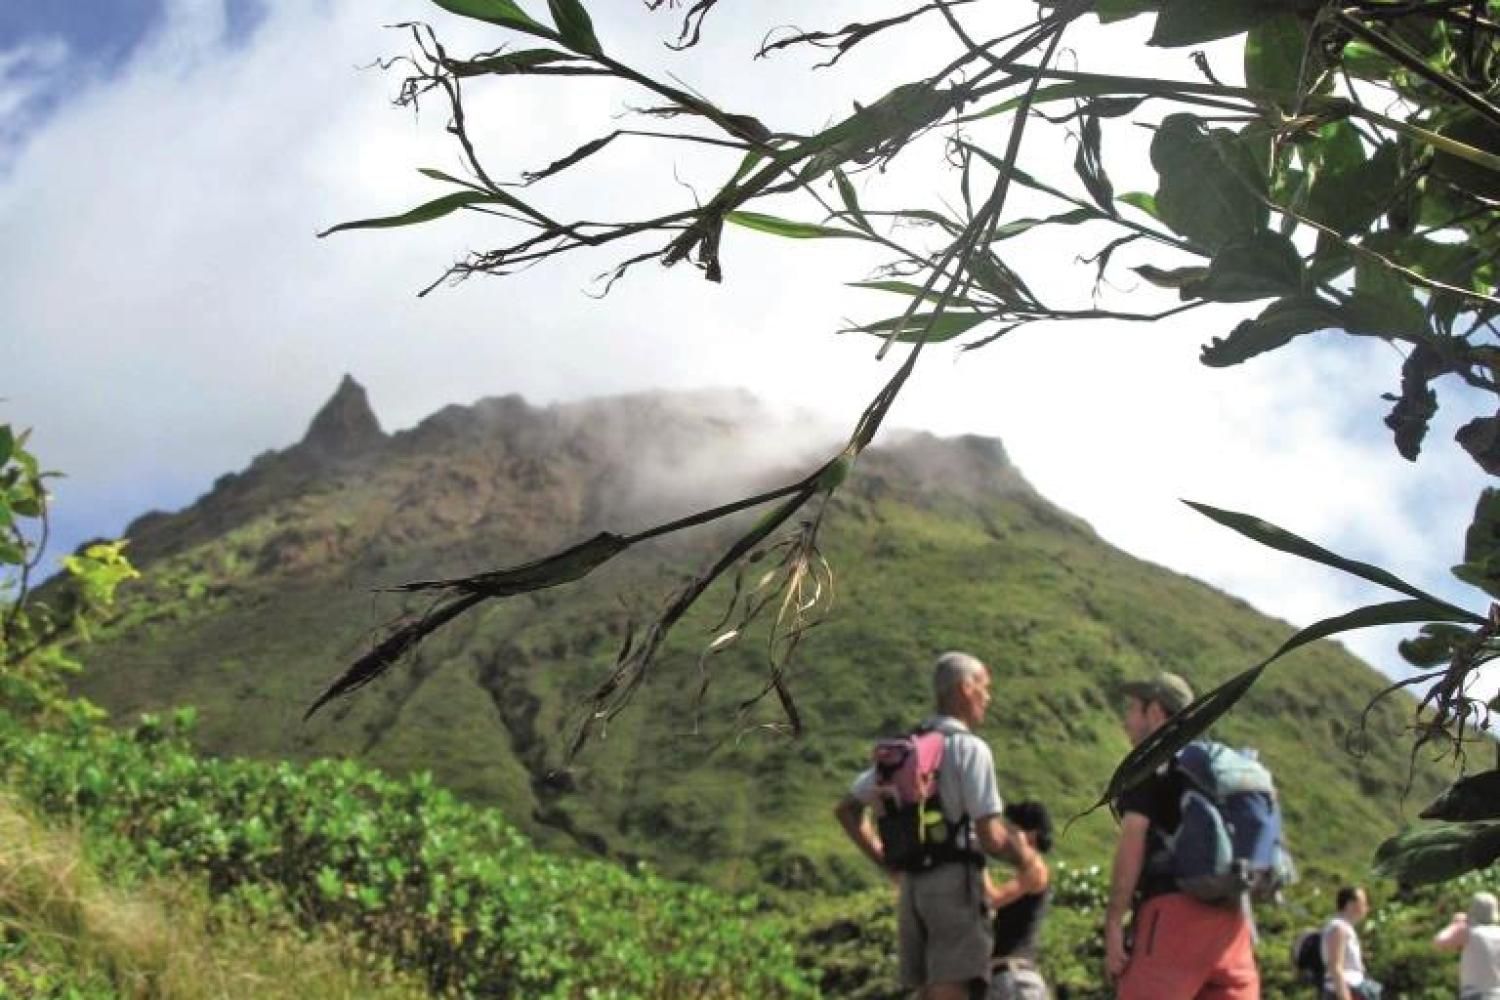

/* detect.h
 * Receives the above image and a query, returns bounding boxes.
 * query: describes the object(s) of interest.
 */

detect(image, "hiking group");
[836,653,1296,999]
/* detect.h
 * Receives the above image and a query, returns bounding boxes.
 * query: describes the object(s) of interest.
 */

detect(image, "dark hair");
[1337,886,1364,910]
[1003,800,1053,854]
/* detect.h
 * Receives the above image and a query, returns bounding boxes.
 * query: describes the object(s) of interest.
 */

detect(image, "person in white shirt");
[1323,886,1382,1000]
[1434,891,1500,1000]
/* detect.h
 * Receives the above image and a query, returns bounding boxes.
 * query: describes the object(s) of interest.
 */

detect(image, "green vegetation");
[70,393,1448,892]
[308,1,1500,836]
[0,708,810,998]
[0,792,425,999]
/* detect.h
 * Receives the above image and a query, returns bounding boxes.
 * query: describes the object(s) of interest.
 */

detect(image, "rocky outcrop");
[297,374,386,460]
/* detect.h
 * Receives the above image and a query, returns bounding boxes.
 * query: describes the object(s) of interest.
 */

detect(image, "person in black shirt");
[1105,671,1259,1000]
[985,800,1053,999]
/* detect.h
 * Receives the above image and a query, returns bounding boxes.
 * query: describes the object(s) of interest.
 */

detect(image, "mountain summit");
[298,374,385,459]
[75,383,1439,889]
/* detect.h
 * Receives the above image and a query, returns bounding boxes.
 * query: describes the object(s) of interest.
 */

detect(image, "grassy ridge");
[68,391,1449,891]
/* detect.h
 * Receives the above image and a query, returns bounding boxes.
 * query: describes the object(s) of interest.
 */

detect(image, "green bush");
[0,709,810,998]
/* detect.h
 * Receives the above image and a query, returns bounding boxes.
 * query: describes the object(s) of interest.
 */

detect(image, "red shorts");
[1117,892,1259,1000]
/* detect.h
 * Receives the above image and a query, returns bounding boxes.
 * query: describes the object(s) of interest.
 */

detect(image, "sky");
[2,0,1493,693]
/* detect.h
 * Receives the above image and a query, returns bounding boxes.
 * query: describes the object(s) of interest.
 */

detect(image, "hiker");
[986,799,1054,1000]
[835,651,1043,1000]
[1322,886,1382,999]
[1105,671,1260,999]
[1433,891,1500,999]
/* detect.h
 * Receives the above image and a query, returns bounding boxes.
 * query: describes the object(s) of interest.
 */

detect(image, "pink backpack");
[872,728,969,871]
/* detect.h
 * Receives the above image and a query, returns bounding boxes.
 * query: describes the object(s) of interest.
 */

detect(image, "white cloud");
[2,0,1492,689]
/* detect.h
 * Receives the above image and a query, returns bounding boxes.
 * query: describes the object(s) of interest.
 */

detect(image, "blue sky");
[1,0,1493,691]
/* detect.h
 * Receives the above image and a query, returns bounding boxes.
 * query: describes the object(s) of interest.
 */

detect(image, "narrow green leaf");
[1134,264,1208,289]
[726,211,863,240]
[447,47,587,77]
[843,311,988,344]
[832,168,869,231]
[317,191,516,237]
[430,0,549,34]
[990,207,1100,240]
[546,0,603,56]
[417,168,484,191]
[848,280,983,308]
[1184,500,1488,622]
[1199,296,1339,366]
[1098,596,1476,811]
[0,426,13,468]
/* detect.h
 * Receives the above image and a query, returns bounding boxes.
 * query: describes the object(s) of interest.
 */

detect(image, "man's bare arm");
[834,795,885,870]
[1105,813,1148,980]
[1327,923,1351,1000]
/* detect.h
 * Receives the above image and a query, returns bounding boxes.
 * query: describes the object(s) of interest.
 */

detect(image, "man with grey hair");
[1435,891,1500,998]
[835,651,1042,1000]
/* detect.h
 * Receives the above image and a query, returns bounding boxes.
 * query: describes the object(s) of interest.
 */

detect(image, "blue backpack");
[1156,740,1296,904]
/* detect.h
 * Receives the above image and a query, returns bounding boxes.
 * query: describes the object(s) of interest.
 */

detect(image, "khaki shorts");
[898,863,992,989]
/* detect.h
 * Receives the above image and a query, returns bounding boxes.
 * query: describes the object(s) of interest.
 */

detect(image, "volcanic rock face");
[298,374,386,460]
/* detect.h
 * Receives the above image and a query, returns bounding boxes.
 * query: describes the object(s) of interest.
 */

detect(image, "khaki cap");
[1121,671,1195,715]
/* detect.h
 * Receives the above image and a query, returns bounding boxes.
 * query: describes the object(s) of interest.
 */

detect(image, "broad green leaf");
[1199,296,1338,366]
[1452,488,1500,599]
[1340,257,1427,338]
[546,0,603,56]
[726,211,863,240]
[1185,500,1487,621]
[1431,113,1500,201]
[1398,622,1469,667]
[843,311,989,344]
[1182,230,1303,302]
[1421,771,1500,822]
[430,0,548,34]
[1303,129,1400,237]
[1373,822,1500,884]
[1117,191,1158,218]
[0,538,24,564]
[0,426,13,468]
[1245,15,1317,96]
[1152,114,1268,252]
[317,191,518,237]
[1339,40,1390,80]
[1150,0,1274,47]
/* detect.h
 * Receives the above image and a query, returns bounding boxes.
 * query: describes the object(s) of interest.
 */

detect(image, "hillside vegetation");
[73,381,1447,889]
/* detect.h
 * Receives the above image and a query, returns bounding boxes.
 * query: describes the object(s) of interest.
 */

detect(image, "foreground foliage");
[0,708,811,998]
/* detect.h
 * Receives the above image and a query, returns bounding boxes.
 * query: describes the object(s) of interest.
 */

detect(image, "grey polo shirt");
[849,715,1004,849]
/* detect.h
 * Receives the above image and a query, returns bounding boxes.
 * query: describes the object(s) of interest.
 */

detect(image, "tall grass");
[0,794,426,999]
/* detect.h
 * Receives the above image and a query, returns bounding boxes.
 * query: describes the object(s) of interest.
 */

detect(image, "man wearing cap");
[1105,671,1259,1000]
[835,651,1043,1000]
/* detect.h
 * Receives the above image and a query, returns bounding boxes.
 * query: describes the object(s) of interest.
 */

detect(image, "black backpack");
[1292,928,1324,986]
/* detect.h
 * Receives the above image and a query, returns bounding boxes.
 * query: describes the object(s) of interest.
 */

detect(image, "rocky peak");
[298,375,386,459]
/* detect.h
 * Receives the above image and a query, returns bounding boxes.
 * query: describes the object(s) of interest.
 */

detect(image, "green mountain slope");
[73,379,1443,890]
